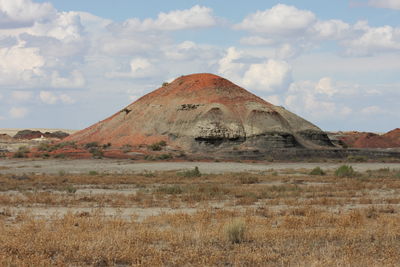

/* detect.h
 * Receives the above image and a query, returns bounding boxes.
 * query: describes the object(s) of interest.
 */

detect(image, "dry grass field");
[1,166,400,266]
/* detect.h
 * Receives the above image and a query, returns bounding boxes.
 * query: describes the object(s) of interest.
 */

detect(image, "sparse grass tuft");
[224,219,246,244]
[309,166,325,176]
[335,165,357,177]
[179,166,201,177]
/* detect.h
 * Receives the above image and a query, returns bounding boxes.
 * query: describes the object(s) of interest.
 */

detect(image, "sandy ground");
[1,159,400,175]
[0,128,77,137]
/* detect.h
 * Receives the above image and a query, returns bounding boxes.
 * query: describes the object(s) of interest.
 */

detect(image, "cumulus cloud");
[218,47,245,82]
[242,59,292,92]
[112,5,216,33]
[0,44,44,85]
[40,91,75,104]
[9,106,28,118]
[315,77,337,96]
[106,57,158,79]
[368,0,400,9]
[51,70,85,88]
[0,0,56,29]
[313,19,351,40]
[40,91,58,104]
[234,4,316,36]
[11,91,33,102]
[342,22,400,56]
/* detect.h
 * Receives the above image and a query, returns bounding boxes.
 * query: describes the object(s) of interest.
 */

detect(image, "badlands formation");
[66,73,334,156]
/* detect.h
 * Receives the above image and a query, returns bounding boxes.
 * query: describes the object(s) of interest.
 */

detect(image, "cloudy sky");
[0,0,399,132]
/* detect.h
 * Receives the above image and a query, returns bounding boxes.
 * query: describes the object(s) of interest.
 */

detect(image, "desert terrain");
[1,158,400,265]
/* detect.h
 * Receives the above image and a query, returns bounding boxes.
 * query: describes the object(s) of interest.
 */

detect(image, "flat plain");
[1,160,400,266]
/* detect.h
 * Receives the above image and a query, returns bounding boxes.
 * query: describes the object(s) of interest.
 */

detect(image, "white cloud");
[39,91,58,104]
[315,77,337,96]
[369,0,400,9]
[0,44,44,84]
[9,107,28,118]
[342,22,400,56]
[11,91,33,102]
[361,105,385,114]
[242,59,292,92]
[217,47,245,82]
[240,36,275,46]
[39,91,75,104]
[51,70,85,88]
[106,57,157,79]
[234,4,316,36]
[313,19,351,40]
[0,0,56,29]
[59,94,75,104]
[115,5,216,32]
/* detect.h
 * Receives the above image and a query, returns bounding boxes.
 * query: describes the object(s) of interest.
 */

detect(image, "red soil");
[339,129,400,148]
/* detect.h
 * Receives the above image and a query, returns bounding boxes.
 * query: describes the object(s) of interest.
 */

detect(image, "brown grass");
[1,168,400,265]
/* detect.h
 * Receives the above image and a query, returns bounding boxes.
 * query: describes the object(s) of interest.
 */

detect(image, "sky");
[0,0,399,132]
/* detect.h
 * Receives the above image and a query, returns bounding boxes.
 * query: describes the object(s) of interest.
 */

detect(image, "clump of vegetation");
[309,167,325,176]
[224,219,246,244]
[156,185,183,194]
[239,176,259,184]
[84,142,99,149]
[38,141,77,152]
[13,146,29,158]
[102,143,112,149]
[162,82,169,87]
[64,185,77,194]
[335,165,357,177]
[148,141,167,151]
[179,166,201,177]
[89,171,98,175]
[347,155,368,162]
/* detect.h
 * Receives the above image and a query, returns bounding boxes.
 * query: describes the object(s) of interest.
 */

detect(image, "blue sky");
[0,0,399,132]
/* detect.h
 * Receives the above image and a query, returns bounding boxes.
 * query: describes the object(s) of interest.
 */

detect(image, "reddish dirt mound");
[339,129,400,148]
[66,73,333,152]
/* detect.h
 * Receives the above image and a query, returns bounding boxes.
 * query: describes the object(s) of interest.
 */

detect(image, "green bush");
[89,147,103,159]
[179,166,201,177]
[84,142,99,149]
[65,185,77,194]
[156,185,183,194]
[148,141,167,151]
[89,170,98,175]
[335,165,356,177]
[224,219,246,244]
[162,82,169,87]
[309,167,325,176]
[347,155,368,162]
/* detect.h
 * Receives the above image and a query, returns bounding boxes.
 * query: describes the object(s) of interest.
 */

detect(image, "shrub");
[162,82,169,87]
[89,147,103,159]
[158,154,172,160]
[157,185,183,194]
[309,167,325,176]
[148,141,167,151]
[13,146,29,158]
[179,166,201,177]
[65,185,77,194]
[54,153,66,159]
[84,142,99,149]
[335,165,356,177]
[89,170,98,175]
[224,219,246,244]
